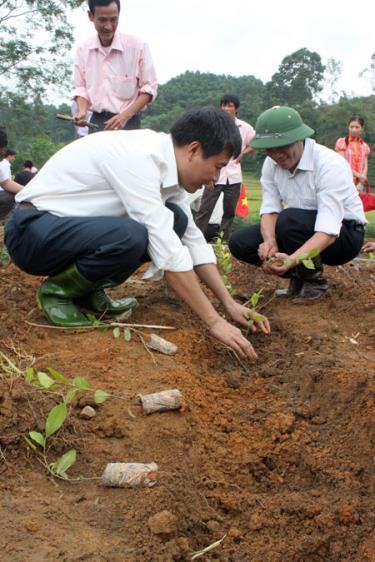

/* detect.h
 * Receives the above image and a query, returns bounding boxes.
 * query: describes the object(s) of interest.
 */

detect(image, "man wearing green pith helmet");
[229,106,367,304]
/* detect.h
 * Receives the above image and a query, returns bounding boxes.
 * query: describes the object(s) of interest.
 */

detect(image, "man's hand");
[258,239,279,261]
[104,112,132,131]
[362,240,375,253]
[73,110,89,127]
[225,301,271,334]
[262,252,294,276]
[208,316,258,359]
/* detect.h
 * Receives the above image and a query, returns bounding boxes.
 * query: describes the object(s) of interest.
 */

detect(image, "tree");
[0,0,83,97]
[323,57,343,103]
[265,48,325,106]
[359,52,375,94]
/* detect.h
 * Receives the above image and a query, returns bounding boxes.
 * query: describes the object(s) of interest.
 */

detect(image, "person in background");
[0,127,7,154]
[73,0,157,132]
[15,160,36,187]
[194,94,255,241]
[335,115,370,192]
[0,149,22,220]
[5,107,270,358]
[229,106,367,304]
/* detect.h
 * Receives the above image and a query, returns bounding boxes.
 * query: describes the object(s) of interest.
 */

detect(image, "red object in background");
[359,183,375,212]
[235,183,249,218]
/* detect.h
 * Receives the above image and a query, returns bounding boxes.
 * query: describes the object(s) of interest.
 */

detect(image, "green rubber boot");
[36,264,95,327]
[76,269,138,315]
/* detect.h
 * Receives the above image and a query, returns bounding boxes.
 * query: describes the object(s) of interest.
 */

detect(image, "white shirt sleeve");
[0,160,10,182]
[100,153,214,272]
[259,158,283,215]
[314,156,352,236]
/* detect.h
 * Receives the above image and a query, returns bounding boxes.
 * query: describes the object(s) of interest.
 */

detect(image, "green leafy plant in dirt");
[24,367,109,479]
[0,245,10,266]
[213,232,236,295]
[266,247,320,269]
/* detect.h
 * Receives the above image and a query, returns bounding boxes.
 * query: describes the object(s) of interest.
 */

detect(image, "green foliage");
[0,0,84,97]
[213,232,235,295]
[265,48,325,106]
[25,367,109,479]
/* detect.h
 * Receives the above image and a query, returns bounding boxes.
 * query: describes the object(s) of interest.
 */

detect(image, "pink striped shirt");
[73,32,158,114]
[217,118,255,184]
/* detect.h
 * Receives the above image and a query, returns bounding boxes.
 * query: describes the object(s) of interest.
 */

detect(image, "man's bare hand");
[74,110,89,127]
[262,252,294,276]
[225,301,271,334]
[258,240,278,261]
[208,316,258,359]
[104,112,132,131]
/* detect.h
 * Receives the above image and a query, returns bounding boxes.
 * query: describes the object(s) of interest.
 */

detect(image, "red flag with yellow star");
[235,183,249,218]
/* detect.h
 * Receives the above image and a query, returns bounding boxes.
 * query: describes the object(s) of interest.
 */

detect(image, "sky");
[68,0,374,100]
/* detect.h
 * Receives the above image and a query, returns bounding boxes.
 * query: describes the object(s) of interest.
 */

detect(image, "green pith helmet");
[250,106,314,149]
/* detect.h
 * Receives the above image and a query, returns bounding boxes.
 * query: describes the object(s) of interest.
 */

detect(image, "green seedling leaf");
[64,388,78,405]
[124,328,132,342]
[29,431,46,448]
[251,293,259,307]
[73,376,90,391]
[113,327,121,338]
[252,313,267,322]
[296,252,309,263]
[302,259,315,270]
[47,367,68,384]
[24,368,35,384]
[53,449,77,477]
[45,403,67,437]
[94,389,109,404]
[37,371,55,390]
[247,319,254,328]
[308,247,320,258]
[86,313,100,326]
[284,258,293,268]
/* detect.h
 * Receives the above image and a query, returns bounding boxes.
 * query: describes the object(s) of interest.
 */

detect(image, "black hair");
[88,0,120,14]
[24,160,33,168]
[220,94,240,110]
[170,106,242,159]
[345,114,365,146]
[4,148,16,157]
[0,126,7,150]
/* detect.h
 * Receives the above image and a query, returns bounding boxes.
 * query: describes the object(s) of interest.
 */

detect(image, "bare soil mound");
[0,258,374,562]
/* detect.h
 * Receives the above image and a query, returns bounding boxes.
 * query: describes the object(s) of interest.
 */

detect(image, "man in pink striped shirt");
[73,0,157,132]
[195,94,255,241]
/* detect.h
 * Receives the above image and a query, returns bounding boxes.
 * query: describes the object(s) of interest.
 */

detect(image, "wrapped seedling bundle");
[146,334,178,355]
[102,462,158,487]
[138,389,185,415]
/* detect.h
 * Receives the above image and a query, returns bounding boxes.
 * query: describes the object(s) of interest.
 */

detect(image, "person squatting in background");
[335,115,370,192]
[0,149,23,220]
[229,106,367,304]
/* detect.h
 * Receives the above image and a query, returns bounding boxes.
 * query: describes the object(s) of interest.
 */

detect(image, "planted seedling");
[244,288,267,330]
[213,232,236,295]
[265,248,320,270]
[24,367,109,479]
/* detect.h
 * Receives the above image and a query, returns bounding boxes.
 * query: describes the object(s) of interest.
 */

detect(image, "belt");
[16,201,36,210]
[92,110,115,119]
[343,219,365,233]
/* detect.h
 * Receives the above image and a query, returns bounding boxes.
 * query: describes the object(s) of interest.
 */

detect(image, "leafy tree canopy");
[0,0,82,97]
[265,48,326,107]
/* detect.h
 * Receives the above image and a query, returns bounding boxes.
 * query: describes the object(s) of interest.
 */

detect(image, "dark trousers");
[229,208,365,266]
[4,203,188,281]
[90,111,141,133]
[0,190,15,220]
[195,182,241,241]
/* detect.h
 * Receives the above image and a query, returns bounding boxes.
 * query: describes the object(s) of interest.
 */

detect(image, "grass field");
[234,172,375,239]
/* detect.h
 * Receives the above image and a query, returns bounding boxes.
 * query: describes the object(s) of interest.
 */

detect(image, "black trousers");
[90,111,141,133]
[0,190,15,220]
[195,182,241,241]
[229,208,365,266]
[4,203,188,281]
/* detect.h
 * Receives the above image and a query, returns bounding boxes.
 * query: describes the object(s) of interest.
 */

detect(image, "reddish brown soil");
[0,255,374,562]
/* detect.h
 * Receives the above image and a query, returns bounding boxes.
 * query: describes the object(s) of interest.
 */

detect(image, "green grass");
[234,172,375,239]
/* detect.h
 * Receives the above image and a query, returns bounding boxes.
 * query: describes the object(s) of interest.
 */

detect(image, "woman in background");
[335,115,370,192]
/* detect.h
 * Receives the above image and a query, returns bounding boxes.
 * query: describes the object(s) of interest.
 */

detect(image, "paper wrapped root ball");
[146,334,178,355]
[102,462,158,488]
[138,389,185,415]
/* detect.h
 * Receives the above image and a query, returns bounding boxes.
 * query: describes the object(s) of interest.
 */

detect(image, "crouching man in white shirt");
[5,106,270,358]
[229,106,367,304]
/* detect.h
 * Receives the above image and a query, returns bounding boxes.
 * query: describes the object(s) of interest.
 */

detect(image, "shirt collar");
[296,138,315,172]
[348,135,363,144]
[88,32,124,53]
[161,134,179,188]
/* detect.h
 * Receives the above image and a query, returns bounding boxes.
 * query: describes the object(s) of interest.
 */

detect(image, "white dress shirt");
[0,159,11,191]
[16,130,216,273]
[259,139,367,236]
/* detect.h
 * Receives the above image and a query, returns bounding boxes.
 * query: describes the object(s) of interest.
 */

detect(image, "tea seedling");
[266,248,320,270]
[244,288,267,329]
[24,367,109,479]
[213,232,236,295]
